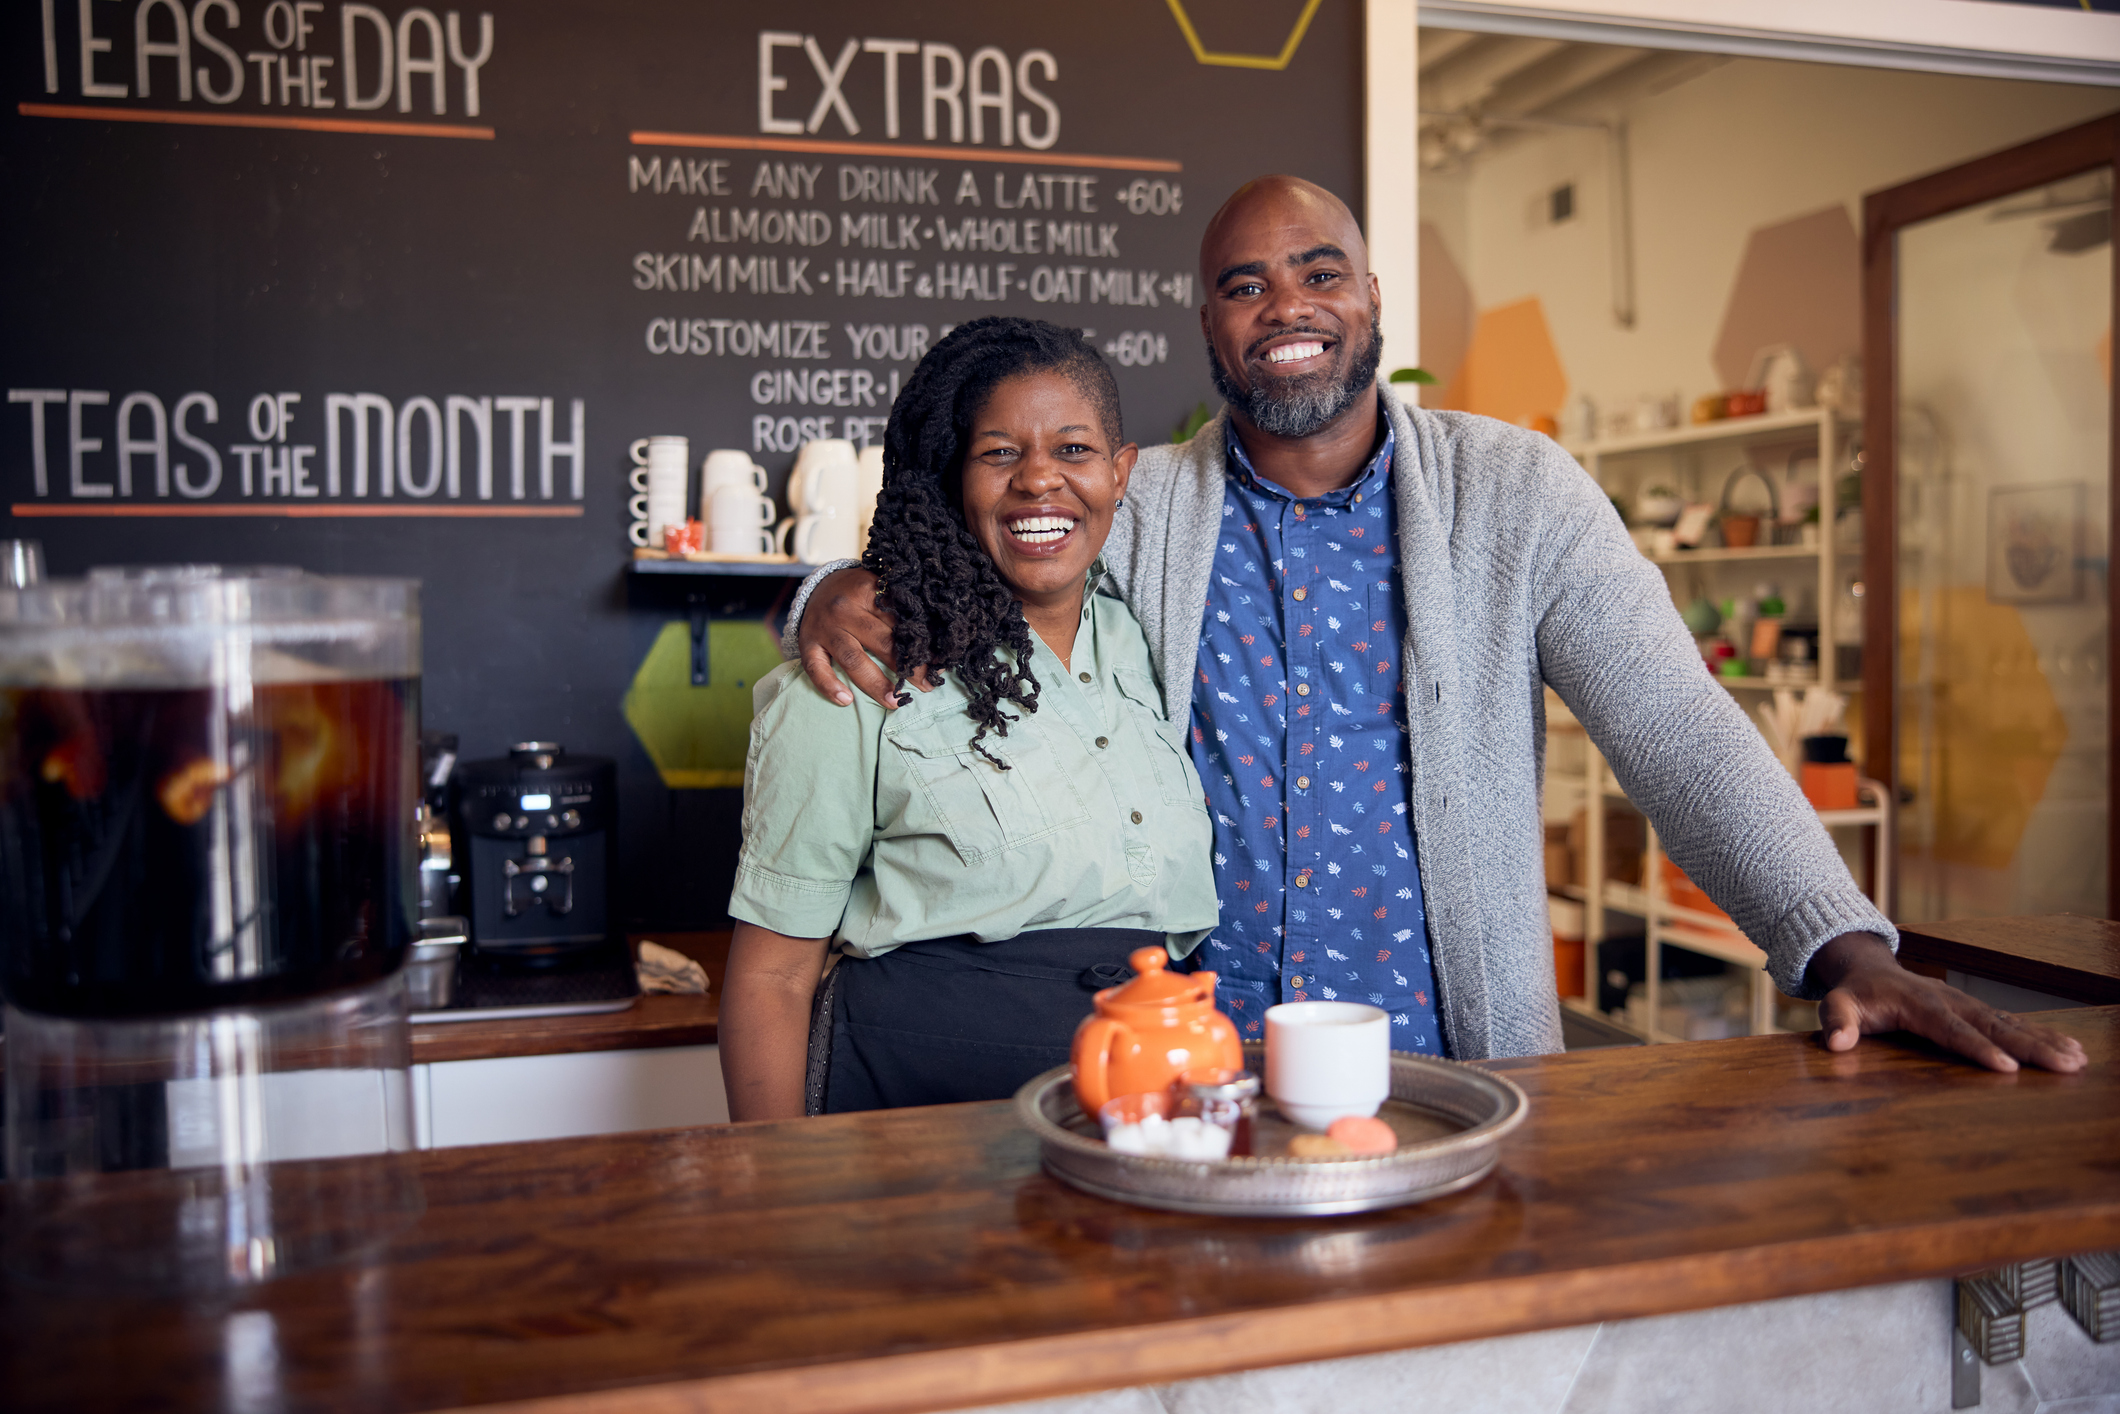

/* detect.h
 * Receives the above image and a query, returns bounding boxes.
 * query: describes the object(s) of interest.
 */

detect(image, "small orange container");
[1553,936,1585,998]
[1802,762,1859,811]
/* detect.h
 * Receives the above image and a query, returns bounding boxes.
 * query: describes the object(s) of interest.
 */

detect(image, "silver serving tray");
[1015,1045,1529,1217]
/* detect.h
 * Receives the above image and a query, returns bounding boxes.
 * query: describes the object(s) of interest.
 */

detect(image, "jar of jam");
[1179,1068,1260,1157]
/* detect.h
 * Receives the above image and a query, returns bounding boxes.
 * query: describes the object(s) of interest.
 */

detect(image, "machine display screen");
[519,794,552,811]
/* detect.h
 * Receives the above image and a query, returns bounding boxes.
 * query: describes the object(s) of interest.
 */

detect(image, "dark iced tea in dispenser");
[0,568,419,1018]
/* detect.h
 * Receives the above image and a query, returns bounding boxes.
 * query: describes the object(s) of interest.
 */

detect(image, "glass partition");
[1894,167,2111,920]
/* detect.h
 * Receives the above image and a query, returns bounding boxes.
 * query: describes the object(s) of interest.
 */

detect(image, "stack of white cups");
[628,437,690,548]
[702,451,774,555]
[780,439,863,565]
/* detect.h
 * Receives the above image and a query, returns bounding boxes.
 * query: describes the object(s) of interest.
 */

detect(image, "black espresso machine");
[450,742,616,959]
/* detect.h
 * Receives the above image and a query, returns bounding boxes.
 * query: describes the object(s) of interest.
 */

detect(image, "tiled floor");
[954,1278,2119,1414]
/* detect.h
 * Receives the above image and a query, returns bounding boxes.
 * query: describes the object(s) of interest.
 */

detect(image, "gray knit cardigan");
[785,382,1895,1058]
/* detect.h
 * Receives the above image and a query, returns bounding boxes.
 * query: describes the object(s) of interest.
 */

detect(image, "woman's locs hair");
[863,316,1124,769]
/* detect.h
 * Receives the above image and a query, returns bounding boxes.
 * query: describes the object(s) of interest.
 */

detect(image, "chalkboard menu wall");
[4,0,1363,931]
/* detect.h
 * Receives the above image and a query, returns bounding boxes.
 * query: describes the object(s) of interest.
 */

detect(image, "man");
[789,174,2084,1073]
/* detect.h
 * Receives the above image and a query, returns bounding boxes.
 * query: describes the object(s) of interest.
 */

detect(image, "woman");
[721,317,1218,1118]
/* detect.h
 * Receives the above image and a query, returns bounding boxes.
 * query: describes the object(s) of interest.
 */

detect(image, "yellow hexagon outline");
[1164,0,1325,70]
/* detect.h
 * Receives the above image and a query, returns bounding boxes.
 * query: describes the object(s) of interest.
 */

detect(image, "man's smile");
[1248,330,1339,374]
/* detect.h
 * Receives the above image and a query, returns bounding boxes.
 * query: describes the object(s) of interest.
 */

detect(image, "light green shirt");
[731,591,1219,957]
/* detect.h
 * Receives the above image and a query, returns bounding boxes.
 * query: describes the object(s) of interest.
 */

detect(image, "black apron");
[805,927,1158,1114]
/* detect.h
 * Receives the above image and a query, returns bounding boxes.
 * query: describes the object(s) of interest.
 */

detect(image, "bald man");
[789,175,2084,1073]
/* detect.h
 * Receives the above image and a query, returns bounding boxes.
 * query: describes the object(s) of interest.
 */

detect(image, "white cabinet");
[1551,409,1890,1042]
[410,1045,729,1149]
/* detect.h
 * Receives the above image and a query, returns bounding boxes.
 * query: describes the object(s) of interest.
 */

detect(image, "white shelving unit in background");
[1548,408,1890,1043]
[1569,406,1862,694]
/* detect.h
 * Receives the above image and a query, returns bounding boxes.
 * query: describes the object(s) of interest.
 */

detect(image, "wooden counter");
[408,933,728,1065]
[5,1008,2115,1414]
[1896,913,2120,1005]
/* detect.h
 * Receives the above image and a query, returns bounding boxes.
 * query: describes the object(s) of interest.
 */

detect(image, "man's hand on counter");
[1807,932,2089,1073]
[797,567,930,708]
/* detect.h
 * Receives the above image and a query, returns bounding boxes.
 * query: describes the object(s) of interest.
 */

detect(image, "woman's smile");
[1004,510,1080,552]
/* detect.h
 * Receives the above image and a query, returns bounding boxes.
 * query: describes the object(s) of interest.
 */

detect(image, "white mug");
[701,450,768,509]
[779,509,861,565]
[789,438,858,515]
[1264,1000,1391,1130]
[709,484,776,530]
[800,455,860,523]
[631,434,689,467]
[854,444,886,545]
[710,523,777,555]
[630,492,686,521]
[631,489,687,529]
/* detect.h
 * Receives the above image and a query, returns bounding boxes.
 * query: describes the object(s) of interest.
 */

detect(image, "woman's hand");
[721,923,833,1120]
[798,567,923,708]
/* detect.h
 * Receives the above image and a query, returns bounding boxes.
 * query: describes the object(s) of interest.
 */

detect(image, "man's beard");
[1206,302,1384,439]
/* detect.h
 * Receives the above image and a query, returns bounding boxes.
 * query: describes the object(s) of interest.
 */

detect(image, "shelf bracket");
[688,594,710,687]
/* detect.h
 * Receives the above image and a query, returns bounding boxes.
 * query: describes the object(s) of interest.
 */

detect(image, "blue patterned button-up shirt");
[1184,427,1444,1053]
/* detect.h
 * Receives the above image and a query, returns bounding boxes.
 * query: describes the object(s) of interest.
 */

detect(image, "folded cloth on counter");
[636,940,709,995]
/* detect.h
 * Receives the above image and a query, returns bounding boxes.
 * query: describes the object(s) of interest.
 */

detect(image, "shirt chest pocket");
[1113,668,1206,812]
[884,720,1090,864]
[1327,582,1398,703]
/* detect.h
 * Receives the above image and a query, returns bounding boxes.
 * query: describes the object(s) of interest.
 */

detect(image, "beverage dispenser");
[0,566,423,1288]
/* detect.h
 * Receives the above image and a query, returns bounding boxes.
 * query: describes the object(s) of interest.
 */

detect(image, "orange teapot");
[1071,948,1244,1114]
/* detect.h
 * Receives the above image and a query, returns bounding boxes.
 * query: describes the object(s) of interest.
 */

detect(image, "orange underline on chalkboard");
[630,130,1181,173]
[11,504,580,518]
[17,103,495,140]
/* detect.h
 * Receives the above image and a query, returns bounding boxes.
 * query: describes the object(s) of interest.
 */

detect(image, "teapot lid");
[1103,947,1203,1006]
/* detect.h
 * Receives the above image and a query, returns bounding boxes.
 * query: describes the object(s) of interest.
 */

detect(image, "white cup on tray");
[1264,1000,1391,1130]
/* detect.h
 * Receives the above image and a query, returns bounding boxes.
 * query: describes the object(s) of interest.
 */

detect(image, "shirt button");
[1078,671,1092,683]
[1288,976,1303,987]
[1095,736,1109,749]
[1296,872,1311,887]
[1296,775,1311,789]
[1292,587,1307,601]
[1354,493,1363,503]
[1130,810,1143,824]
[1296,683,1310,697]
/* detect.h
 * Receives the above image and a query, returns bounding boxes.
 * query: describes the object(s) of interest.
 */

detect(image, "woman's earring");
[1115,496,1125,507]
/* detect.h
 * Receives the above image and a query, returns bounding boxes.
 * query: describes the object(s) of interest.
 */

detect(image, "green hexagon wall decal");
[622,618,784,789]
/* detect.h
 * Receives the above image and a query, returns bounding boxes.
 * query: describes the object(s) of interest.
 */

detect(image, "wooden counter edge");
[434,1207,2120,1414]
[1896,915,2120,1006]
